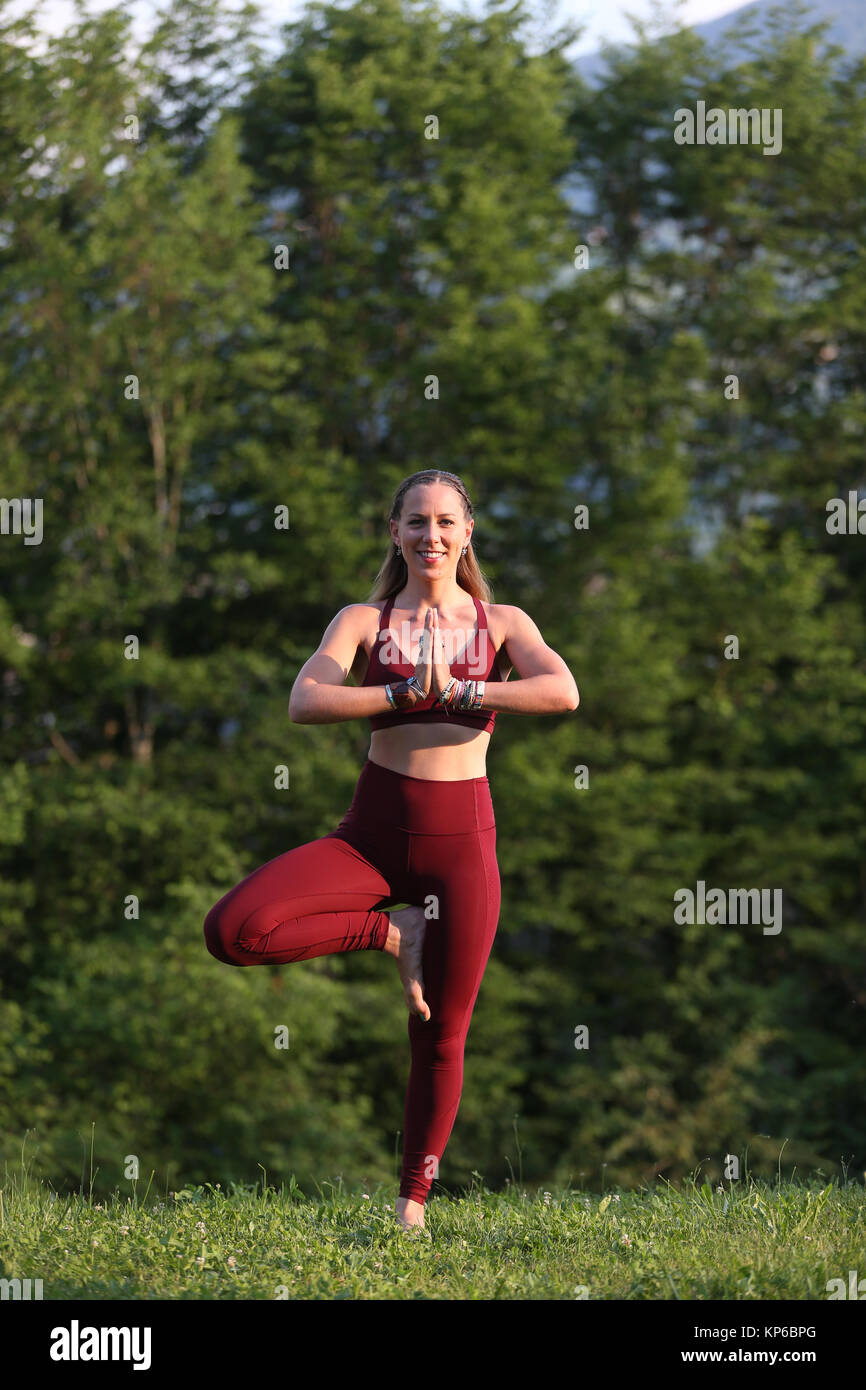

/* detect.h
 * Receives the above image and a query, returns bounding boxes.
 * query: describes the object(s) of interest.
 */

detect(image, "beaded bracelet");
[437,677,458,712]
[437,678,485,713]
[450,680,470,710]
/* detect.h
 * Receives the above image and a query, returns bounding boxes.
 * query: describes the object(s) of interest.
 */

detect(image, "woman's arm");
[289,605,397,724]
[481,605,579,715]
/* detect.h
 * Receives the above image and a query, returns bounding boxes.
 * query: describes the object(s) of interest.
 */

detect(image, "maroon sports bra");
[362,592,504,733]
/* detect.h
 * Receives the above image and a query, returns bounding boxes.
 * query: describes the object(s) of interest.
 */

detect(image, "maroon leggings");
[203,757,501,1205]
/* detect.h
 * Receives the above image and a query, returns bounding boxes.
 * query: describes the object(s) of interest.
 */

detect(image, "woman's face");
[391,483,472,576]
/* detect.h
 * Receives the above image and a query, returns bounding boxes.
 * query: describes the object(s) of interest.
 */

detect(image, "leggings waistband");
[341,757,495,834]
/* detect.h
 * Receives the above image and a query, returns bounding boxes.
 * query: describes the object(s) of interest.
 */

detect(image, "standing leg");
[397,824,501,1208]
[203,835,394,966]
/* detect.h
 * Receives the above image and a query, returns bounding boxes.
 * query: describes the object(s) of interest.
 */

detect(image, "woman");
[203,470,579,1230]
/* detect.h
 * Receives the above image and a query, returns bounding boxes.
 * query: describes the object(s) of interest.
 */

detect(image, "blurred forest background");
[1,0,864,1200]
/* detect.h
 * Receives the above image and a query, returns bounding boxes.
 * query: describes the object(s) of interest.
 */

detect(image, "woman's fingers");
[413,612,433,698]
[416,608,458,700]
[426,608,452,697]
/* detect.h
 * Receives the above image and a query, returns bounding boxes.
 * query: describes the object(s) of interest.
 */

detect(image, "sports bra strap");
[378,594,395,634]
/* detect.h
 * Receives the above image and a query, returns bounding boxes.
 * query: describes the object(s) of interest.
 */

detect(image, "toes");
[406,980,430,1020]
[410,988,431,1020]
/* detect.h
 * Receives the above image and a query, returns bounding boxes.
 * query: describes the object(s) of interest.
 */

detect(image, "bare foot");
[395,1196,426,1230]
[383,905,431,1021]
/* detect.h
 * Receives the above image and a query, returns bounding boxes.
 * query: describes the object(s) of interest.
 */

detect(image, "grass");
[1,1152,863,1299]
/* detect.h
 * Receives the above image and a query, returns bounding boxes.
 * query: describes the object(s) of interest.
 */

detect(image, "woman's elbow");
[289,681,314,723]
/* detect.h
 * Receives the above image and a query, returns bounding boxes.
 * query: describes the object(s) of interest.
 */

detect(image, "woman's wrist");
[436,677,457,712]
[436,678,484,713]
[384,676,486,714]
[385,678,427,711]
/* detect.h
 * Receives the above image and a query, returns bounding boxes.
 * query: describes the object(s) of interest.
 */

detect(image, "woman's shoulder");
[345,600,392,657]
[481,598,523,616]
[341,599,387,624]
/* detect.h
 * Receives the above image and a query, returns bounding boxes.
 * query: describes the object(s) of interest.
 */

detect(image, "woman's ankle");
[395,1194,426,1227]
[383,917,401,955]
[383,905,419,954]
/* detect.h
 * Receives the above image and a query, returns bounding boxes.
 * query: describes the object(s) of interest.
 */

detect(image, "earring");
[395,544,402,557]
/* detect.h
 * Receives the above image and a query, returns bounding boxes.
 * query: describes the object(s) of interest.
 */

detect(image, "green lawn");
[2,1161,862,1300]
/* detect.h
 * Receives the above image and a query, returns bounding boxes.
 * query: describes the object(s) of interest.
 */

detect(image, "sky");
[8,0,746,57]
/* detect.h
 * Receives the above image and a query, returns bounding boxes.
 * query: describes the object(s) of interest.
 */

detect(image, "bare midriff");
[368,721,491,781]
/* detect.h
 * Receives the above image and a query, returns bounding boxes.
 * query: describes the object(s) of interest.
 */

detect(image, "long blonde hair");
[365,470,494,604]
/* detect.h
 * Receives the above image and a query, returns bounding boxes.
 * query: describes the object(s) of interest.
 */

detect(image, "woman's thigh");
[204,833,400,964]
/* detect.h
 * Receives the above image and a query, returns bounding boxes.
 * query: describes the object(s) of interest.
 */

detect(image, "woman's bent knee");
[203,902,248,967]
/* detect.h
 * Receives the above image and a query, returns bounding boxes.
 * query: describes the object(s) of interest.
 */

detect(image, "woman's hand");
[412,608,453,703]
[427,608,454,697]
